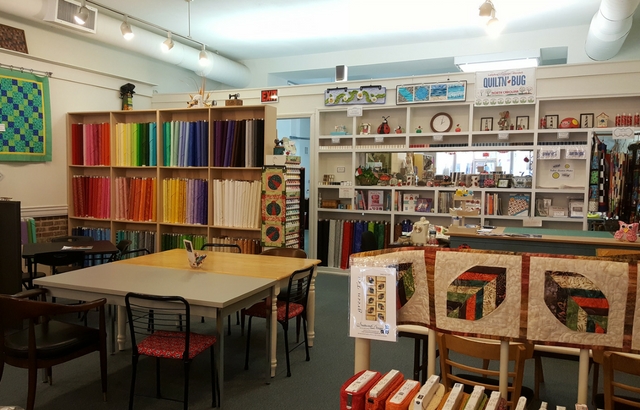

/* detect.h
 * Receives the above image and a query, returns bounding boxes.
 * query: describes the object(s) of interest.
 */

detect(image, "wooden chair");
[592,350,640,410]
[244,266,313,377]
[0,288,107,410]
[437,332,534,409]
[125,292,219,410]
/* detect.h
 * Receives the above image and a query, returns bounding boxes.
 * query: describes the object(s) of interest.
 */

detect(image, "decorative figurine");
[454,124,461,132]
[559,117,580,128]
[273,138,285,155]
[596,112,609,128]
[377,116,391,134]
[120,83,135,111]
[498,111,510,130]
[614,221,638,242]
[360,123,371,135]
[416,126,423,133]
[395,126,403,134]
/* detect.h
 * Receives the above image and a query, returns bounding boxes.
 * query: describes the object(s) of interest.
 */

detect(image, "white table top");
[33,262,275,309]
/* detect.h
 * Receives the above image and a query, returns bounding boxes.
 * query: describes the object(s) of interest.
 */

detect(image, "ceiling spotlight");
[120,16,134,40]
[161,32,174,52]
[73,0,89,25]
[199,44,208,66]
[486,11,504,37]
[478,0,495,20]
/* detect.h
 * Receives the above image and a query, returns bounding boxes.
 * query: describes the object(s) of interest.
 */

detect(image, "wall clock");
[430,112,452,133]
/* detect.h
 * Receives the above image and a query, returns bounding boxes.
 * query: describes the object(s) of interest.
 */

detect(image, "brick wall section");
[34,216,68,242]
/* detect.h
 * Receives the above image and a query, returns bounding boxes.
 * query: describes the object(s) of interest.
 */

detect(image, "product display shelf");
[313,96,636,272]
[67,105,276,252]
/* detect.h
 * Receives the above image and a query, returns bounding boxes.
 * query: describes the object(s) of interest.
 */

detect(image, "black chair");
[244,266,313,377]
[200,243,241,332]
[125,292,219,410]
[0,288,107,410]
[21,269,46,290]
[201,243,241,253]
[119,248,151,260]
[109,239,132,262]
[50,235,92,242]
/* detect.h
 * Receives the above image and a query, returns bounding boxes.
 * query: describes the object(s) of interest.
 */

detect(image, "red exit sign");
[261,89,278,103]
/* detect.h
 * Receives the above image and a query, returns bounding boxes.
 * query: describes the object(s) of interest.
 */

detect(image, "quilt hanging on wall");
[0,67,52,162]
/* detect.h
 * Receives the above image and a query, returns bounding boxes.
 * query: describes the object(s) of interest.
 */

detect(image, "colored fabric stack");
[114,177,157,221]
[212,119,264,167]
[316,219,390,268]
[71,175,111,218]
[71,122,111,165]
[115,229,156,254]
[161,178,208,225]
[162,120,208,167]
[114,122,157,166]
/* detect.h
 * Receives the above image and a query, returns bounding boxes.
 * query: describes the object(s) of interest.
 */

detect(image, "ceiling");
[83,0,637,85]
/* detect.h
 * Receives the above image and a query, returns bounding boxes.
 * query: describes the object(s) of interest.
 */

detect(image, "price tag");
[331,137,340,144]
[374,136,384,143]
[339,187,354,198]
[498,132,509,140]
[557,131,569,139]
[433,134,444,141]
[347,106,363,117]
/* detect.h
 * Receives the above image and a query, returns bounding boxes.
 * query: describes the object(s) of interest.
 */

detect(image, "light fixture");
[73,0,89,25]
[454,50,540,73]
[199,44,208,66]
[478,0,494,22]
[120,16,134,40]
[161,31,174,52]
[485,10,504,37]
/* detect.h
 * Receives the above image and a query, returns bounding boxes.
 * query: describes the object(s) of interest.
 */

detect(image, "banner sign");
[474,68,536,107]
[325,86,386,106]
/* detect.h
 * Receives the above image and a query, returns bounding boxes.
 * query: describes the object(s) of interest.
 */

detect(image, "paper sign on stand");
[349,266,397,341]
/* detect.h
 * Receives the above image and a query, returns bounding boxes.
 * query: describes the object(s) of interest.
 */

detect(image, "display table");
[448,226,640,256]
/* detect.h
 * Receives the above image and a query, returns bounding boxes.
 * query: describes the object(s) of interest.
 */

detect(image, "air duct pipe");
[0,0,251,87]
[585,0,640,61]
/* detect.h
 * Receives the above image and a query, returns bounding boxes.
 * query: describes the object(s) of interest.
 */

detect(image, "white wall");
[0,13,213,216]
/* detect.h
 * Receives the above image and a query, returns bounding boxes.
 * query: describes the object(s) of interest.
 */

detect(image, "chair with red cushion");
[125,293,219,410]
[243,265,313,377]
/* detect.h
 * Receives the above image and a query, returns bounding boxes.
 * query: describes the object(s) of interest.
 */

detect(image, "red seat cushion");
[244,300,304,322]
[137,330,216,360]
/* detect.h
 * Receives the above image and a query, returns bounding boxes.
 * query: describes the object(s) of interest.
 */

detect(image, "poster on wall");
[396,80,466,105]
[474,68,536,107]
[349,266,397,341]
[0,67,52,162]
[324,86,386,106]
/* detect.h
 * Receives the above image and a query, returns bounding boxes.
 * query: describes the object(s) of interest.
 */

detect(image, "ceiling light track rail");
[85,0,208,51]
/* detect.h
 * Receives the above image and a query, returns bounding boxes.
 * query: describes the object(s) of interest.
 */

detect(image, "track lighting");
[199,44,208,66]
[73,0,89,25]
[485,10,504,37]
[161,32,174,52]
[478,0,494,21]
[120,16,134,40]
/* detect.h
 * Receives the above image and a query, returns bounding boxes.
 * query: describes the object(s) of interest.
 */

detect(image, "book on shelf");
[368,190,384,211]
[402,193,417,212]
[507,193,531,216]
[415,197,433,213]
[485,193,502,216]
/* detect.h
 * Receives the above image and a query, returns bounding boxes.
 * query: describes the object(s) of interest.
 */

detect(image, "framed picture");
[580,113,594,128]
[545,115,559,129]
[497,178,511,188]
[515,116,529,130]
[516,115,529,130]
[480,117,493,131]
[0,24,28,54]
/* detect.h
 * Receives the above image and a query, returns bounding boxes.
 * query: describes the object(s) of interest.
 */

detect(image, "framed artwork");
[0,24,28,54]
[580,113,594,128]
[396,80,466,105]
[497,179,511,188]
[545,115,559,129]
[480,117,493,131]
[516,116,529,130]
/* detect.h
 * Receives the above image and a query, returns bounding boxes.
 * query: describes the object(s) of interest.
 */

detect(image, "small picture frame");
[545,115,559,129]
[515,116,529,130]
[497,178,511,188]
[480,117,493,131]
[580,113,594,128]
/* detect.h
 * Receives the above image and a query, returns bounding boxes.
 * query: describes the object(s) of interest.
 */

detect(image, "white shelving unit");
[313,95,640,268]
